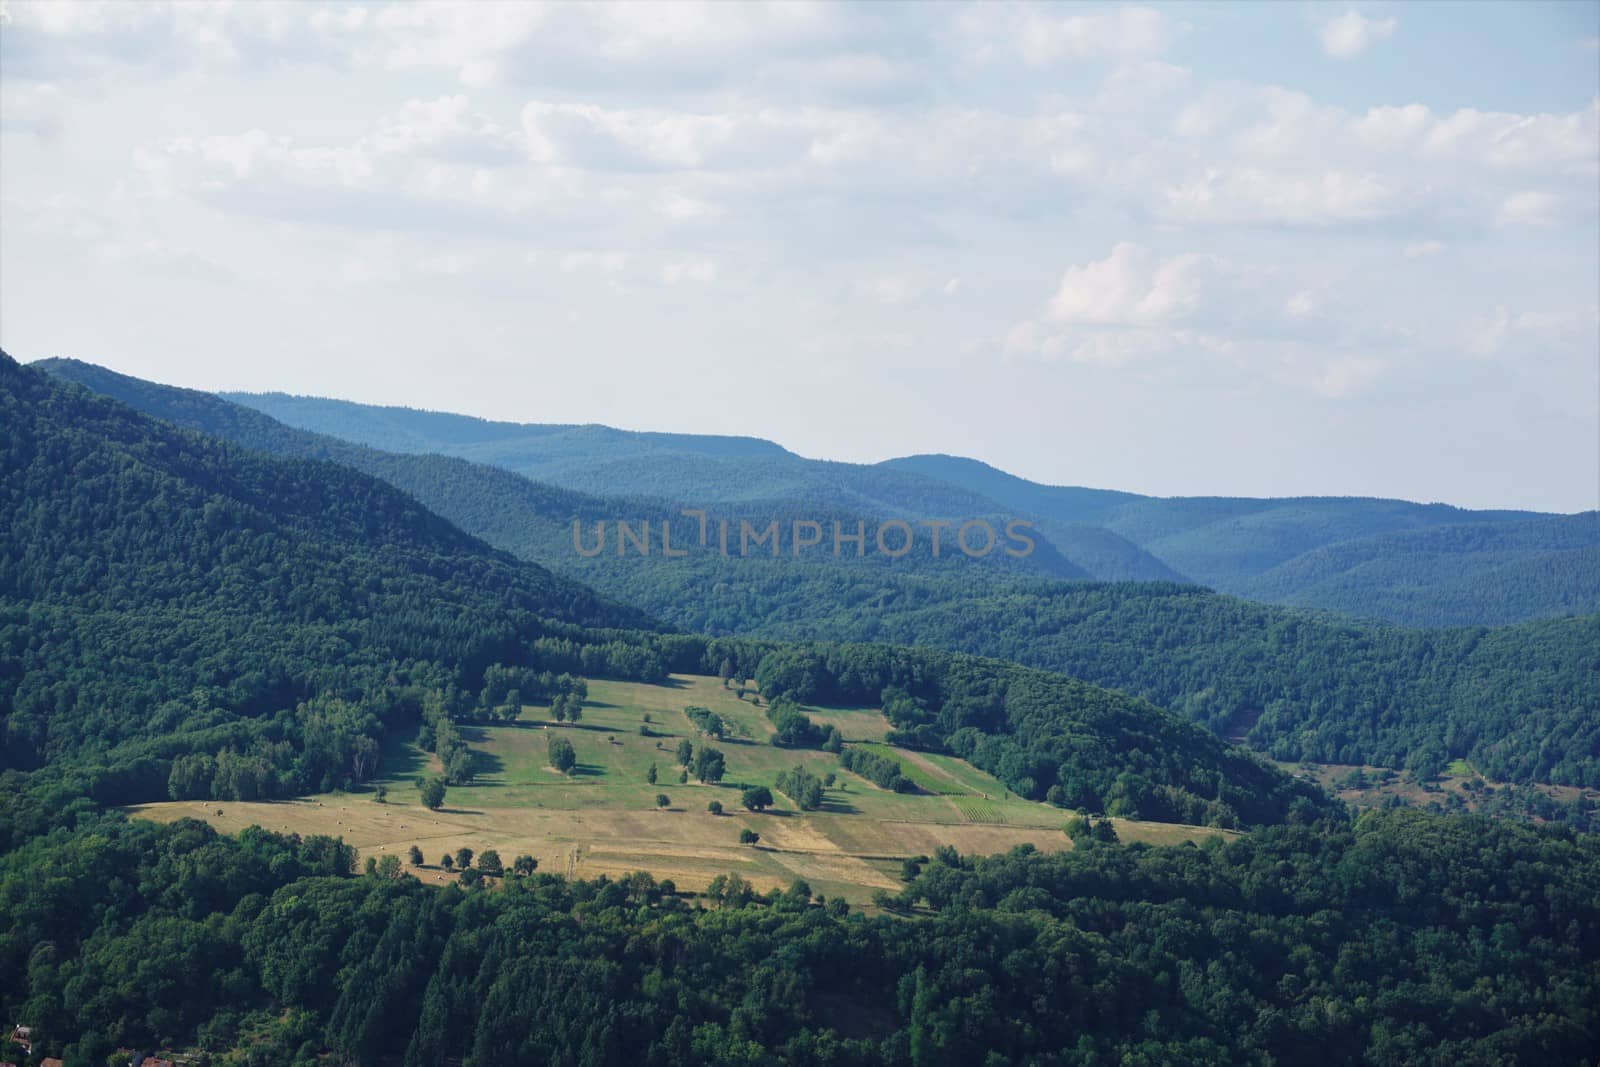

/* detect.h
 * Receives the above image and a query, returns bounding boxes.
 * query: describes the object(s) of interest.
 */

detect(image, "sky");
[1,1,1597,513]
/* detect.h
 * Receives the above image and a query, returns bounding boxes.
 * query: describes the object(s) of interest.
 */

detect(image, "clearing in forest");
[131,674,1234,902]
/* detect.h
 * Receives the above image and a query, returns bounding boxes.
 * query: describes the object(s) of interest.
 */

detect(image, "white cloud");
[1312,355,1386,397]
[1046,243,1214,326]
[660,257,718,284]
[1012,6,1176,65]
[1497,191,1558,227]
[561,251,629,274]
[1318,11,1397,60]
[655,189,722,221]
[1163,167,1395,226]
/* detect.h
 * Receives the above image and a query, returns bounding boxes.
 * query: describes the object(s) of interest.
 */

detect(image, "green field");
[132,674,1233,902]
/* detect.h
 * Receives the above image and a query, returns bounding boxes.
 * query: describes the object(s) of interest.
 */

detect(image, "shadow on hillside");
[378,730,429,781]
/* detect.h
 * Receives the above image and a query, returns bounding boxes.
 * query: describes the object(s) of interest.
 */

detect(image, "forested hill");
[886,453,1596,616]
[33,359,1600,789]
[225,389,1597,626]
[36,358,1090,581]
[723,574,1600,787]
[1232,512,1600,626]
[1,353,651,813]
[3,355,649,629]
[2,353,1329,833]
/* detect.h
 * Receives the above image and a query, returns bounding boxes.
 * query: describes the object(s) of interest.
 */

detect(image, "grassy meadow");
[132,674,1233,902]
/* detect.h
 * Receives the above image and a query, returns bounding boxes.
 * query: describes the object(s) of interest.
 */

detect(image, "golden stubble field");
[131,674,1234,902]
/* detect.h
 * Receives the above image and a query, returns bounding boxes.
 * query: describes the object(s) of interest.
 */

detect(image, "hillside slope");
[226,390,1591,625]
[1233,513,1600,625]
[37,359,1600,788]
[6,354,1329,832]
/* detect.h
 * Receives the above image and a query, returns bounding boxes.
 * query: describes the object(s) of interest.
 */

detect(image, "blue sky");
[2,1,1596,511]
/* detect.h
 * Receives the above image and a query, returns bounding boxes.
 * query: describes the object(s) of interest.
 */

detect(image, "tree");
[719,657,734,686]
[408,845,424,867]
[646,762,658,784]
[656,793,671,810]
[377,853,402,879]
[901,858,923,882]
[822,727,844,754]
[707,800,723,815]
[455,846,474,870]
[548,734,576,774]
[693,746,726,784]
[375,783,389,803]
[776,764,824,811]
[459,866,484,887]
[513,854,538,876]
[478,849,504,877]
[676,739,694,766]
[418,776,447,811]
[678,769,689,784]
[441,853,454,871]
[739,828,760,846]
[364,856,378,876]
[741,785,774,811]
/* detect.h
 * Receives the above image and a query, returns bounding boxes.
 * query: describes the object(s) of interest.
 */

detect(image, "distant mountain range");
[34,358,1600,787]
[226,387,1597,627]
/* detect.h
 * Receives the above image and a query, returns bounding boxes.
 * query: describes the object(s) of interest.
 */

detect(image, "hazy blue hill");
[883,453,1143,524]
[1234,513,1600,625]
[1030,520,1192,582]
[1102,497,1543,588]
[226,392,1059,522]
[228,391,795,461]
[43,360,1090,581]
[227,391,1584,620]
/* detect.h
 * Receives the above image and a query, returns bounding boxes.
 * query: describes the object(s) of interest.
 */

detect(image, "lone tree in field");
[707,800,723,815]
[675,739,694,766]
[418,776,447,811]
[739,828,760,846]
[548,734,577,775]
[441,853,454,871]
[477,849,504,877]
[407,845,424,867]
[655,793,671,810]
[646,762,658,785]
[513,854,538,876]
[741,785,774,812]
[455,846,474,870]
[694,746,726,784]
